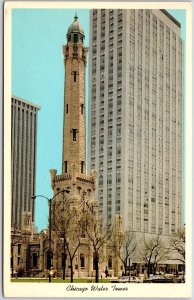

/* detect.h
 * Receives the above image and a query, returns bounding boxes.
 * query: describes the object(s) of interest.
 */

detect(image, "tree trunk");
[63,254,66,280]
[70,258,74,283]
[147,263,150,278]
[153,264,157,275]
[124,263,127,276]
[95,253,99,283]
[63,238,66,280]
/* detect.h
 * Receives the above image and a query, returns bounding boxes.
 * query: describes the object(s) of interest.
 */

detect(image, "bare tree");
[170,228,185,264]
[111,231,136,276]
[83,206,112,283]
[52,210,70,281]
[66,227,82,282]
[139,235,169,278]
[152,238,169,275]
[52,201,83,283]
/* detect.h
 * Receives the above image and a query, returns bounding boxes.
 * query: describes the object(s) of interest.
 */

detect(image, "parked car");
[111,276,141,283]
[143,275,172,283]
[173,276,185,283]
[150,275,164,280]
[143,278,153,283]
[152,278,174,283]
[118,276,130,283]
[129,276,141,283]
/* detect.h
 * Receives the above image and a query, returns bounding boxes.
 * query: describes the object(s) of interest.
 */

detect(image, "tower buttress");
[62,15,88,174]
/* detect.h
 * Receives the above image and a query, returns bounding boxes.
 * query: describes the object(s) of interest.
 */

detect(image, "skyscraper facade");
[11,96,40,228]
[88,9,183,237]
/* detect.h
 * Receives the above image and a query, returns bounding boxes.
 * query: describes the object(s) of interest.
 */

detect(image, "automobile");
[143,275,172,283]
[178,274,185,280]
[143,278,153,283]
[118,276,130,283]
[151,278,174,283]
[173,276,185,283]
[111,276,131,283]
[150,275,185,283]
[150,275,164,280]
[173,278,183,283]
[129,276,141,283]
[178,271,184,275]
[114,276,141,283]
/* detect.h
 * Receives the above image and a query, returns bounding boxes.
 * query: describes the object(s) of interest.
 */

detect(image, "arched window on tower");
[81,104,84,114]
[81,161,84,173]
[72,129,77,141]
[64,161,67,173]
[73,71,77,82]
[74,34,78,43]
[77,186,82,194]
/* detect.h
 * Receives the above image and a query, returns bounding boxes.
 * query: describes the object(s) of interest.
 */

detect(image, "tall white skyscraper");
[88,9,183,237]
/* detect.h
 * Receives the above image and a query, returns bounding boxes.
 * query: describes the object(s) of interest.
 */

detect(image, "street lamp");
[32,188,70,282]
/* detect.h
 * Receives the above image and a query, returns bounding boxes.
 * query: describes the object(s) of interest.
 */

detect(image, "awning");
[159,260,184,265]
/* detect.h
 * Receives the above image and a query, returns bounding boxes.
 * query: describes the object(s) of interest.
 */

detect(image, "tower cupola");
[67,13,85,44]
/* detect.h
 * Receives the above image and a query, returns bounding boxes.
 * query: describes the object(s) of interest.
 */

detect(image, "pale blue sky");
[12,9,186,232]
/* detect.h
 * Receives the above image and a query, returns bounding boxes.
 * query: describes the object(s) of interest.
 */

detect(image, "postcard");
[4,1,192,298]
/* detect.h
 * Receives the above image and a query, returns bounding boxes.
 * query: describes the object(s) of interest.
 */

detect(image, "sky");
[12,8,186,232]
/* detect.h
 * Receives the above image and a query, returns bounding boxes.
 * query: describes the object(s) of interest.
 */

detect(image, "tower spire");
[67,13,84,43]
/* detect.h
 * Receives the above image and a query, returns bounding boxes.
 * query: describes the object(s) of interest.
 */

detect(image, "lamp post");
[32,188,70,282]
[60,200,72,281]
[62,237,66,280]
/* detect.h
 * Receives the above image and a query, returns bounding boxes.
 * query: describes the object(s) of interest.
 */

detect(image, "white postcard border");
[4,1,192,298]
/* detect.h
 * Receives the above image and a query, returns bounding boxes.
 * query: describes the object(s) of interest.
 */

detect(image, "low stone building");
[11,209,123,279]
